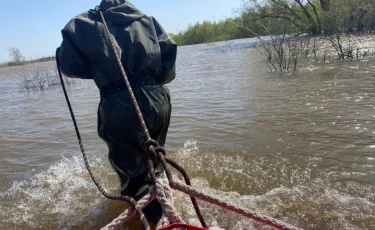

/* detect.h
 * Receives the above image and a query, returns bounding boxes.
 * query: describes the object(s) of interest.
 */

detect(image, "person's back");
[57,0,177,223]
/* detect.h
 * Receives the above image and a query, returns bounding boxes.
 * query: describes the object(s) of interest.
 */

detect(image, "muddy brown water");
[0,38,374,229]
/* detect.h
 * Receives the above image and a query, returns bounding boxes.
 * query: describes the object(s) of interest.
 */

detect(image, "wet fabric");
[58,0,177,88]
[57,0,177,224]
[58,0,176,177]
[99,85,172,178]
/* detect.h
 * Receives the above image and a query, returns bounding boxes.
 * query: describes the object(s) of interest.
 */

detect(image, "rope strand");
[58,6,302,230]
[97,6,151,140]
[96,5,208,228]
[170,180,302,230]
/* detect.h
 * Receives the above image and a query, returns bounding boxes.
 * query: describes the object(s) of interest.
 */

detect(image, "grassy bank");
[0,56,55,68]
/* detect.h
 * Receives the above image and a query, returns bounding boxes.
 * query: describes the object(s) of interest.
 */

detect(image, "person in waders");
[57,0,177,224]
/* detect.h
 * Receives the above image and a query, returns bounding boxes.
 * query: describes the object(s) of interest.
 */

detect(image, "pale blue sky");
[0,0,243,62]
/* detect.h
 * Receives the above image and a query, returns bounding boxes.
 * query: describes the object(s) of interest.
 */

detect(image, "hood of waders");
[58,0,177,87]
[94,0,145,24]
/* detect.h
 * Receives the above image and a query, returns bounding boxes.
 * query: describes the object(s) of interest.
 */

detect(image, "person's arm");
[152,17,177,85]
[57,19,91,79]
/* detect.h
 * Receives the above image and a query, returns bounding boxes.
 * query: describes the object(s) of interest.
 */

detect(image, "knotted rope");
[104,161,303,230]
[97,6,206,228]
[59,5,303,230]
[155,173,185,226]
[101,173,184,230]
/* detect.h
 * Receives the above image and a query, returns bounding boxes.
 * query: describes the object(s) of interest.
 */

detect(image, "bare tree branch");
[8,47,24,64]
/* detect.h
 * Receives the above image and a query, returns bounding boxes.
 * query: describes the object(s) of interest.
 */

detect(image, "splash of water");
[1,140,374,229]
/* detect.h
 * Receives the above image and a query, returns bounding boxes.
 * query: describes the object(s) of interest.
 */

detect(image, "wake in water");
[0,140,374,229]
[0,155,111,229]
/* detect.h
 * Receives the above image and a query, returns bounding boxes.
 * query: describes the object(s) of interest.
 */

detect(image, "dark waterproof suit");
[57,0,177,223]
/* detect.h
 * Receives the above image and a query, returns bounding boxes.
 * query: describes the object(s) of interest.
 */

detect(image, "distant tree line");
[170,0,375,45]
[0,47,55,68]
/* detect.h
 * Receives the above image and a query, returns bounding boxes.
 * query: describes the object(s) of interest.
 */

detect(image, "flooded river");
[0,38,374,229]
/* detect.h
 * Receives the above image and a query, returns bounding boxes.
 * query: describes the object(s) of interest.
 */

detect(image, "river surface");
[0,38,374,230]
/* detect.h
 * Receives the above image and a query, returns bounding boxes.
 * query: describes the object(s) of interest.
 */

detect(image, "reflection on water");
[0,38,374,229]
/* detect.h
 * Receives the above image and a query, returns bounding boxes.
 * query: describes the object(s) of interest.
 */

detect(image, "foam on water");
[0,154,119,229]
[172,179,374,230]
[1,140,374,229]
[170,140,375,230]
